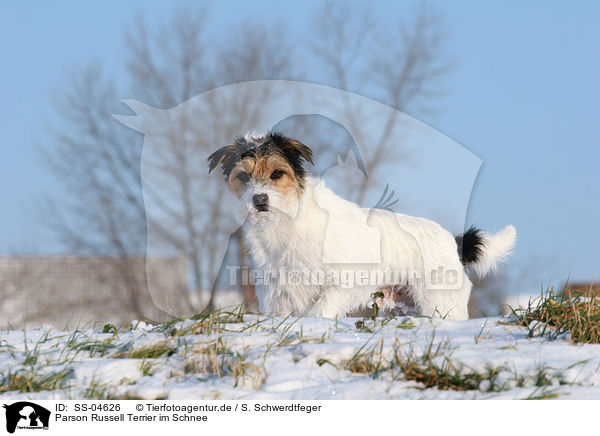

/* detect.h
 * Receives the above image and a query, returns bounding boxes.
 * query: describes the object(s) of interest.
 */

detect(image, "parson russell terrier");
[209,131,516,319]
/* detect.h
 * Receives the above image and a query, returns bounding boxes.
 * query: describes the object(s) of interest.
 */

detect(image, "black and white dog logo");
[3,402,50,433]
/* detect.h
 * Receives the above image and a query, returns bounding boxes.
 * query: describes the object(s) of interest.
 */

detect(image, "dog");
[208,131,516,320]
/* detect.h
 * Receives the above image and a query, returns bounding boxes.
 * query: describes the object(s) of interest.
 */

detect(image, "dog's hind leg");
[417,272,472,320]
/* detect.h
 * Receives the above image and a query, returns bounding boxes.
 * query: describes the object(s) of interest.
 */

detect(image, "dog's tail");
[455,225,516,277]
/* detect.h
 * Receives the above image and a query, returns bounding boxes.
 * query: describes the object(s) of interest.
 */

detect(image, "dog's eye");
[270,170,285,180]
[237,172,250,183]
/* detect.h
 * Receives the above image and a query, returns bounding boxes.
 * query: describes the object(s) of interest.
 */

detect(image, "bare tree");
[308,1,451,204]
[44,66,152,318]
[46,5,297,316]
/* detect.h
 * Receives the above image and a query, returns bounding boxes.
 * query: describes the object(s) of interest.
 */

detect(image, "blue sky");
[1,1,599,291]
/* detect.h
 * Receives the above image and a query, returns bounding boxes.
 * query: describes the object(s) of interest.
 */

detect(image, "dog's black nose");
[252,194,269,210]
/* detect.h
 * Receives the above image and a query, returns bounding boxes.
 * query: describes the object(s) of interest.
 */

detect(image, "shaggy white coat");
[244,177,516,320]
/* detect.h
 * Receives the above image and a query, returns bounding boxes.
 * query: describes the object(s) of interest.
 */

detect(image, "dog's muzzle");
[252,193,269,212]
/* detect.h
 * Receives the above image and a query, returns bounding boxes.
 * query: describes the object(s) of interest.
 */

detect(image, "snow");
[502,292,541,312]
[1,313,600,400]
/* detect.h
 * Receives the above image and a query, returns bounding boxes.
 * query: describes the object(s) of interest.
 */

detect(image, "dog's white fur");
[243,176,516,320]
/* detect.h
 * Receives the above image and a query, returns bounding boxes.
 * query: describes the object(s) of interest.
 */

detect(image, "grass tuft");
[125,341,177,359]
[342,339,386,376]
[155,305,248,337]
[0,368,73,393]
[391,335,497,391]
[509,288,600,344]
[183,337,264,389]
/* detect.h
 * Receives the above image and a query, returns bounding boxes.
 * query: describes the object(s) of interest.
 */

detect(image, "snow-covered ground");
[1,311,600,400]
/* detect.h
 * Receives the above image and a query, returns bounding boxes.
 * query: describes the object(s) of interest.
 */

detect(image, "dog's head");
[208,131,313,221]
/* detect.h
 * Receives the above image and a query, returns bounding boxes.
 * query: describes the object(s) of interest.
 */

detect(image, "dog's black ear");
[208,145,232,173]
[271,133,314,166]
[284,138,314,166]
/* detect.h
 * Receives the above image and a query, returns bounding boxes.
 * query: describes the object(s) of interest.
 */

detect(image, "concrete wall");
[0,256,191,329]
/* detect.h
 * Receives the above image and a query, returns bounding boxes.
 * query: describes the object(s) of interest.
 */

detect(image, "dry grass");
[509,288,600,344]
[183,337,264,389]
[125,341,177,359]
[157,305,250,337]
[0,368,73,393]
[391,336,505,391]
[317,332,549,393]
[343,339,386,376]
